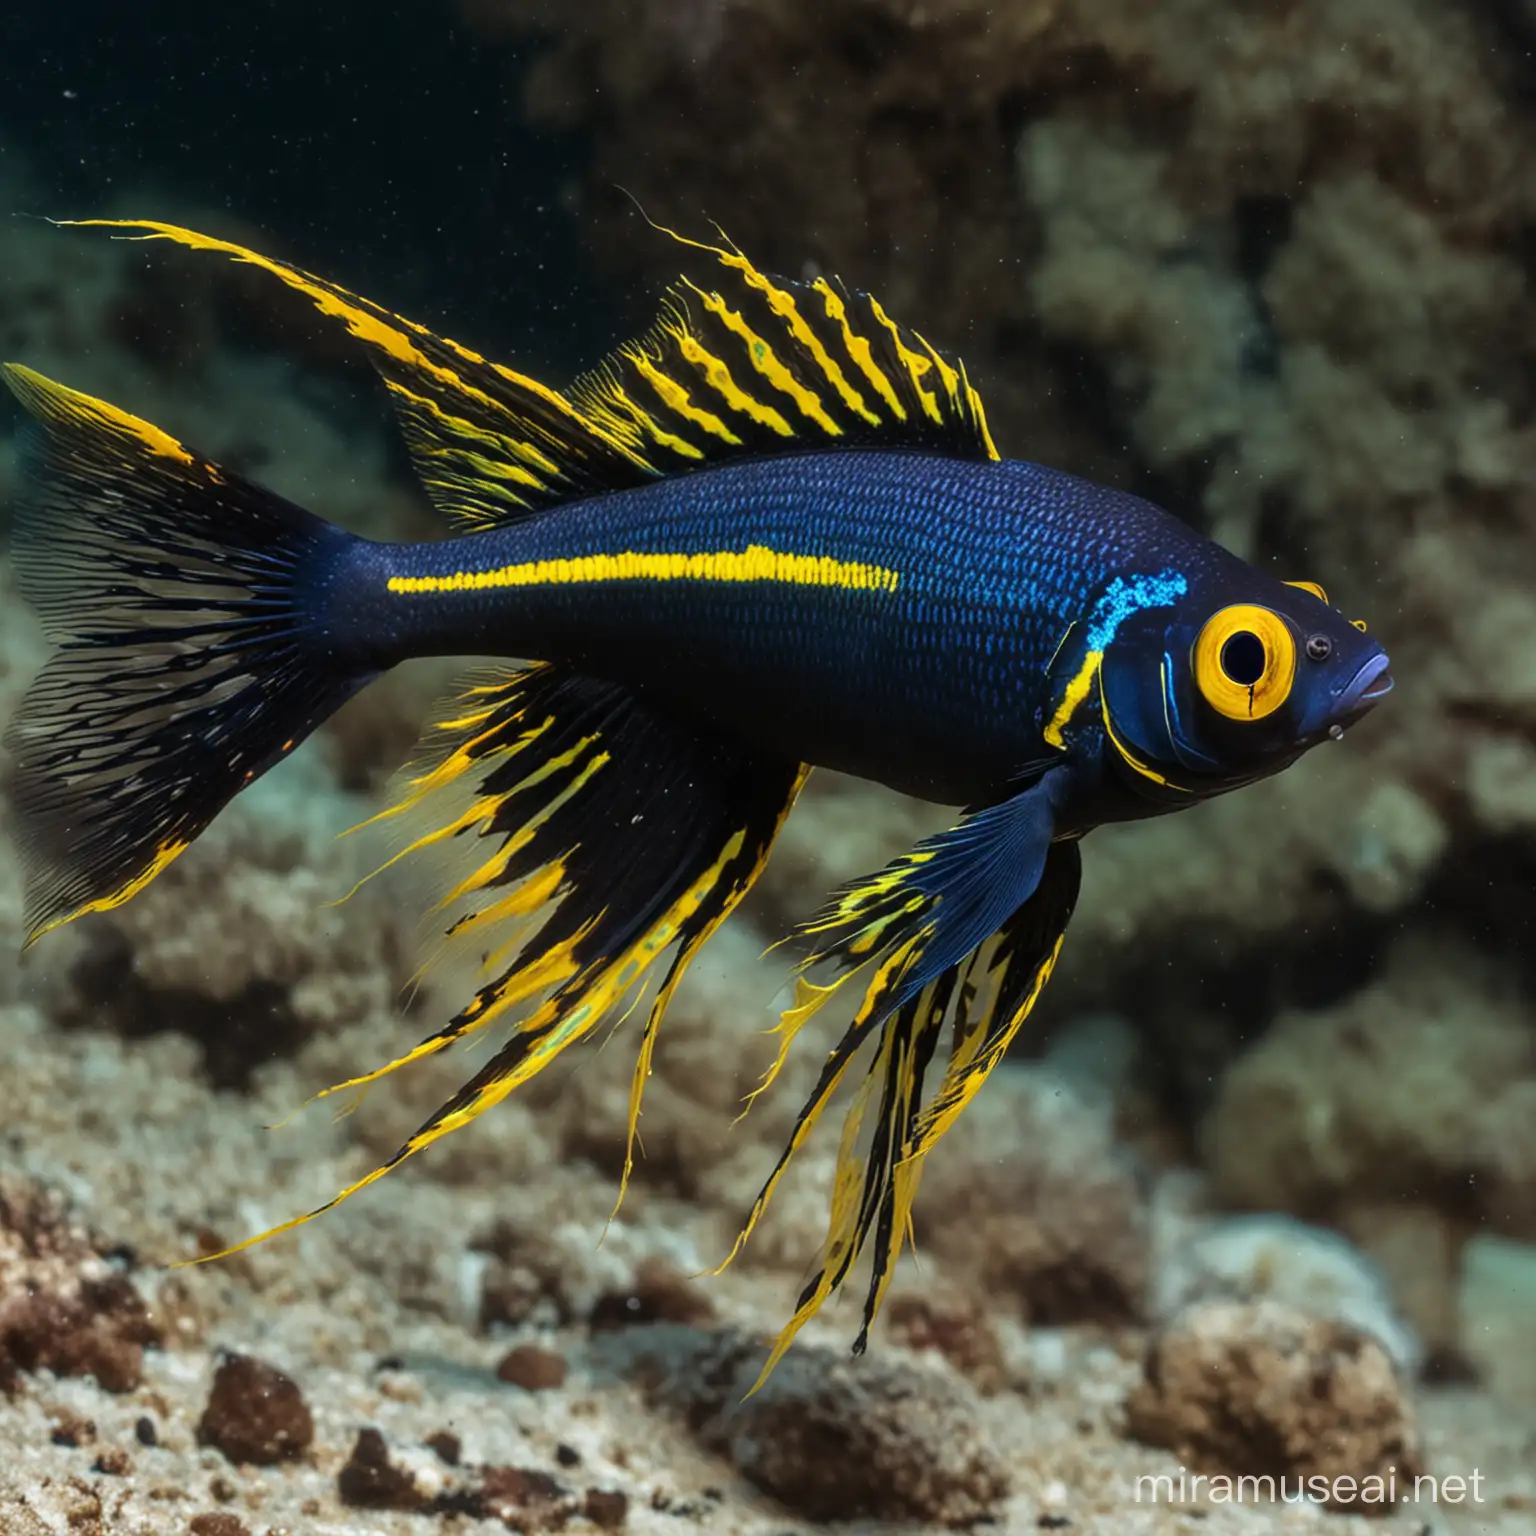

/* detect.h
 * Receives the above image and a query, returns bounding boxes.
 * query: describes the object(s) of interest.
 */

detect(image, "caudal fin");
[2,364,370,944]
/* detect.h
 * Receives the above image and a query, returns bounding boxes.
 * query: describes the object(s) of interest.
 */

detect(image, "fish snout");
[1327,650,1393,737]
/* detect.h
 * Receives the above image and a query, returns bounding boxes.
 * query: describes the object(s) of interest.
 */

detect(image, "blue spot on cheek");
[1085,569,1188,652]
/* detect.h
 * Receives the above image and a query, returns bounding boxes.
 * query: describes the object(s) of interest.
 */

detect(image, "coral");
[0,1176,161,1396]
[611,1322,1010,1525]
[1153,1214,1421,1375]
[1126,1300,1422,1511]
[1205,934,1536,1239]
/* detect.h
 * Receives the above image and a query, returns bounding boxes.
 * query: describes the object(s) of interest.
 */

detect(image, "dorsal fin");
[65,219,998,530]
[567,221,998,485]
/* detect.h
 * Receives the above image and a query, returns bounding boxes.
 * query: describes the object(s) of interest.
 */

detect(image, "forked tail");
[2,364,371,942]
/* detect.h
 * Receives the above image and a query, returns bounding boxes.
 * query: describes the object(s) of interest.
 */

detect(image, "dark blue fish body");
[1,220,1391,1385]
[339,450,1165,804]
[341,447,1370,824]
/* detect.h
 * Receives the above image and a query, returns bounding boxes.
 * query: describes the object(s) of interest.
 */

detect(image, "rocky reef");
[1,0,1535,1529]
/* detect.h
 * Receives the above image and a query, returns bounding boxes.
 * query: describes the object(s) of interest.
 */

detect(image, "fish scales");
[338,450,1186,804]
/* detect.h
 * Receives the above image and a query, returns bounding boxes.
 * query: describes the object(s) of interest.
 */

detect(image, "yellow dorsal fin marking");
[64,219,650,472]
[717,252,880,426]
[917,333,964,412]
[686,281,841,436]
[385,381,562,480]
[671,331,791,434]
[867,295,942,425]
[962,365,1000,461]
[809,279,905,421]
[628,345,742,445]
[593,379,706,461]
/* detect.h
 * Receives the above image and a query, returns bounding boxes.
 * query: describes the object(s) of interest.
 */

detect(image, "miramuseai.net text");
[1133,1468,1488,1509]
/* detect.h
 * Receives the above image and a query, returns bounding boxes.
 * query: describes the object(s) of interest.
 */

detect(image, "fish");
[1,218,1392,1386]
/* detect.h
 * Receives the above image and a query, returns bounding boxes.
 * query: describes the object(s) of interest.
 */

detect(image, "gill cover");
[1099,574,1388,794]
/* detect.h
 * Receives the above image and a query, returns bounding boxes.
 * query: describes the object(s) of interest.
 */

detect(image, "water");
[0,3,1532,1531]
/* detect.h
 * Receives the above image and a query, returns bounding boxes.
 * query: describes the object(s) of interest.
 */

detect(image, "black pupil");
[1220,630,1266,687]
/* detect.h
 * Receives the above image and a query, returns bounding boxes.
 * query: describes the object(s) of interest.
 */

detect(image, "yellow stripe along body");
[385,542,902,598]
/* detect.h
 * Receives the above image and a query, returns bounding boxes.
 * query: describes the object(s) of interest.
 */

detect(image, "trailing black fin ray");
[63,220,997,534]
[1,364,367,944]
[718,776,1079,1389]
[193,665,809,1261]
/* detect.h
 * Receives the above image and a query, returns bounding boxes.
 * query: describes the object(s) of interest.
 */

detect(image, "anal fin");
[193,665,807,1263]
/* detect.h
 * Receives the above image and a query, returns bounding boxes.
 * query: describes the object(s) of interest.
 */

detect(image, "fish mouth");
[1331,652,1394,728]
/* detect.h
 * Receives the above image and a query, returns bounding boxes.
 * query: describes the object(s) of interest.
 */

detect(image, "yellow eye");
[1192,604,1296,721]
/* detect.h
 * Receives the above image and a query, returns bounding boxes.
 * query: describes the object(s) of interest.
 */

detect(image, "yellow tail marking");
[26,838,191,946]
[386,545,902,597]
[2,363,195,467]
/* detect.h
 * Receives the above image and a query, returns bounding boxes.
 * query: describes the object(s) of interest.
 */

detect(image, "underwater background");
[0,1,1533,1532]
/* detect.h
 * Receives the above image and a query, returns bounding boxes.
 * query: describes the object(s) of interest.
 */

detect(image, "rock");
[1153,1214,1422,1374]
[587,1256,715,1332]
[611,1324,1008,1526]
[582,1487,629,1528]
[196,1352,314,1466]
[1127,1300,1422,1511]
[496,1342,568,1390]
[470,1466,573,1526]
[884,1286,1008,1393]
[336,1427,427,1511]
[187,1517,252,1536]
